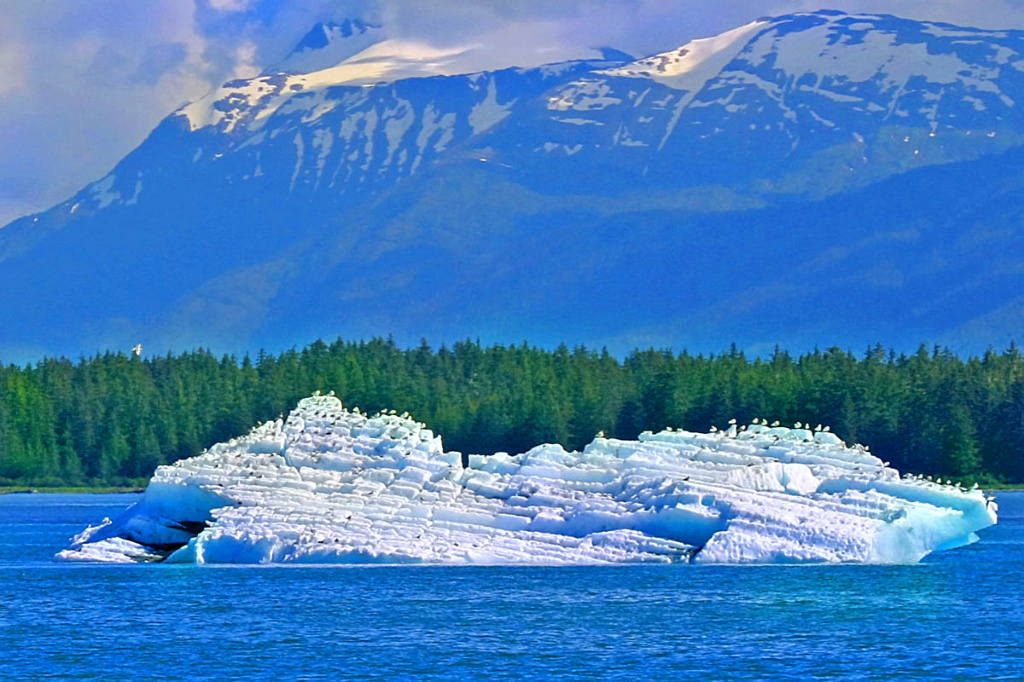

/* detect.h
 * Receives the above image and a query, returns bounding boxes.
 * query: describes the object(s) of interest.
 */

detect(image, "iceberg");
[58,395,997,565]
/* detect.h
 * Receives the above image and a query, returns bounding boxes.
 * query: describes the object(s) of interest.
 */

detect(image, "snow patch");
[600,20,768,152]
[553,117,604,126]
[289,133,305,191]
[124,176,143,206]
[743,19,1016,101]
[412,104,456,173]
[312,128,334,185]
[548,80,622,112]
[90,175,120,209]
[383,99,415,167]
[468,78,515,135]
[601,20,767,93]
[271,20,383,76]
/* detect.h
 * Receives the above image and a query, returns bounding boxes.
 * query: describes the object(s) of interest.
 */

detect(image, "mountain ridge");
[2,10,1024,362]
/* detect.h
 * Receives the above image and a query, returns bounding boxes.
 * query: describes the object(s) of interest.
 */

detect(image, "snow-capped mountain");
[53,10,1024,218]
[265,18,491,88]
[3,11,1024,361]
[269,19,383,75]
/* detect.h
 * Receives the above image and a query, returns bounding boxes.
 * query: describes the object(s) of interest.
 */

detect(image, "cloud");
[0,197,44,229]
[0,1,216,220]
[0,41,27,96]
[133,42,189,84]
[2,0,1024,226]
[209,0,256,11]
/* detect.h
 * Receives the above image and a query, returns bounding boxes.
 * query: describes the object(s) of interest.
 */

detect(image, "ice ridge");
[58,395,998,565]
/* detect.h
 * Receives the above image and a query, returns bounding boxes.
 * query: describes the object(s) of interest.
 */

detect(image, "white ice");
[600,20,768,93]
[58,395,998,566]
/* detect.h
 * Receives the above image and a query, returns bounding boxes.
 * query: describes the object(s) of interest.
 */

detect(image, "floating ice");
[58,395,997,565]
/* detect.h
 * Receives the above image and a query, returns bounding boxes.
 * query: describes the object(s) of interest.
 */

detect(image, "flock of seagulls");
[606,418,995,507]
[900,473,996,506]
[702,419,835,438]
[264,395,1003,514]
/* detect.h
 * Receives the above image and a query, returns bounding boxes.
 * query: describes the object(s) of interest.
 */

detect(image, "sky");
[3,0,1024,226]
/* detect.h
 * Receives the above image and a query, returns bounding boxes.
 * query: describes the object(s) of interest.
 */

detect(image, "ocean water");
[0,493,1021,681]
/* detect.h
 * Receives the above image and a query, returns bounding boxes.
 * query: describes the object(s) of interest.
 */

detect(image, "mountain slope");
[186,143,1024,355]
[2,11,1024,361]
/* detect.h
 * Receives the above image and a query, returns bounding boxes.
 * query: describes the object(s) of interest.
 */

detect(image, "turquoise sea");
[1,492,1022,680]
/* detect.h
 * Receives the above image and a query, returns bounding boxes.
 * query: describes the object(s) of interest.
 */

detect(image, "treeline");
[1,338,1022,487]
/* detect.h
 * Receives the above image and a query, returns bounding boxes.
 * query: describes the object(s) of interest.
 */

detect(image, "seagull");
[131,343,143,357]
[772,421,780,427]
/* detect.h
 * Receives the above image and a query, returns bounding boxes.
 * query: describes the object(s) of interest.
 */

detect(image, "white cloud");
[0,196,42,227]
[231,40,261,79]
[0,42,27,95]
[209,0,255,11]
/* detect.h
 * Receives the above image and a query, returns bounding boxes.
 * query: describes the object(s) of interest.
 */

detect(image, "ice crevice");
[58,395,998,565]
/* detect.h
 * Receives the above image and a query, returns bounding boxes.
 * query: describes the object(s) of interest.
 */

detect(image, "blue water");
[1,493,1022,681]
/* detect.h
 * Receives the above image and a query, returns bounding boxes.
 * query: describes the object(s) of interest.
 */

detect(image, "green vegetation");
[1,338,1022,488]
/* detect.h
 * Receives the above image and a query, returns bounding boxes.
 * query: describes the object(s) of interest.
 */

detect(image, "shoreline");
[0,486,144,495]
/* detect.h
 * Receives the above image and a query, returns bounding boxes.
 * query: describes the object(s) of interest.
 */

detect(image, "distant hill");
[3,10,1024,361]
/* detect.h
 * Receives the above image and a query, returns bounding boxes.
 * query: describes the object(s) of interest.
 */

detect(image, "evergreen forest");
[1,338,1022,488]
